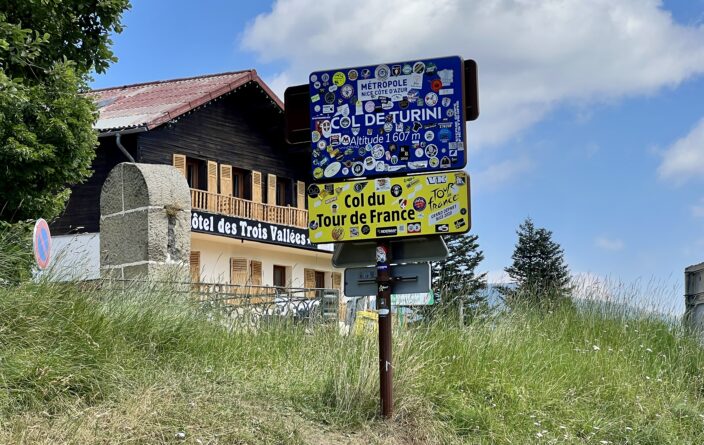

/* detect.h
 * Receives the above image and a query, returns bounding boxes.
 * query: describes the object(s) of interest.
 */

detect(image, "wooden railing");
[190,189,308,228]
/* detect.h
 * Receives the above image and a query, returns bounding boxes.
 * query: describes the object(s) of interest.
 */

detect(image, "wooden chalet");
[52,70,341,294]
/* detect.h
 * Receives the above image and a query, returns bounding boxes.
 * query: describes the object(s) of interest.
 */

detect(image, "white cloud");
[658,117,704,184]
[486,269,513,284]
[595,236,625,251]
[473,157,534,190]
[241,0,704,148]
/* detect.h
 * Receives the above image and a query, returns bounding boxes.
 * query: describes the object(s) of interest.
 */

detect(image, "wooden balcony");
[191,189,308,229]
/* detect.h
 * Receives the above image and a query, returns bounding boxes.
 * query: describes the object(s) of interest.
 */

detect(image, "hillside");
[0,279,703,444]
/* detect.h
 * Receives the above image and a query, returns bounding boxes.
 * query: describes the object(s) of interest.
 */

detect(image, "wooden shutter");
[251,171,262,203]
[189,251,201,283]
[207,161,218,193]
[230,258,248,286]
[267,174,277,205]
[332,272,341,290]
[296,181,306,209]
[173,154,186,177]
[304,268,316,297]
[250,260,262,286]
[220,164,233,196]
[207,161,218,210]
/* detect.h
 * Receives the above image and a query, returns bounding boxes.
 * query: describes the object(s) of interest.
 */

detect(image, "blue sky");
[92,0,704,313]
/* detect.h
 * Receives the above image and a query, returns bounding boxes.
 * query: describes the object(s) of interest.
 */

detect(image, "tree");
[0,1,130,222]
[502,217,571,307]
[432,233,487,316]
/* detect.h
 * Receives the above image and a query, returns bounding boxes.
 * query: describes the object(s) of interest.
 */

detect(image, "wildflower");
[592,345,600,351]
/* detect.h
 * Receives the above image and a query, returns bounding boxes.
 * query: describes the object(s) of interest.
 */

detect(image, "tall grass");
[0,268,703,443]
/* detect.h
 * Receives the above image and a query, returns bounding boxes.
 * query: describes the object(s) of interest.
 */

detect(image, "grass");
[0,274,703,444]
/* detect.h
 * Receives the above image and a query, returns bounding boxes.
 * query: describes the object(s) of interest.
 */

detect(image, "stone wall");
[100,163,191,280]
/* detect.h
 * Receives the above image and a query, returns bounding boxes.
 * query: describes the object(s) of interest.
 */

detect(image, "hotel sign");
[308,56,466,181]
[307,171,470,243]
[191,211,321,252]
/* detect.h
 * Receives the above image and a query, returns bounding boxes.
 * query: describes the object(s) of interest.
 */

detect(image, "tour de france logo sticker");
[308,56,467,182]
[306,171,471,244]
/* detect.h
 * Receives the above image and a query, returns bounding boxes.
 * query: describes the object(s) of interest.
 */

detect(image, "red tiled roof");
[91,70,283,132]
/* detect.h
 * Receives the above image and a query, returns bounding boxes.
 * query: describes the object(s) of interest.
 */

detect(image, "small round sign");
[33,218,52,270]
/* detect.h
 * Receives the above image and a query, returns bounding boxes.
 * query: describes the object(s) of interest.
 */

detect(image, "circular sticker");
[364,157,375,170]
[424,130,435,142]
[413,197,427,211]
[348,69,358,81]
[311,131,321,143]
[341,135,351,145]
[341,84,354,99]
[372,144,385,159]
[364,101,375,113]
[321,73,330,82]
[415,148,424,157]
[307,184,320,198]
[313,81,321,89]
[340,116,351,128]
[317,140,326,150]
[361,225,371,235]
[425,144,438,157]
[309,220,319,230]
[429,157,439,168]
[342,167,349,175]
[313,167,324,179]
[375,64,390,80]
[375,161,387,172]
[399,98,409,109]
[391,184,402,197]
[310,74,318,82]
[352,162,365,176]
[361,68,371,79]
[442,97,452,107]
[413,61,425,74]
[402,64,412,75]
[424,92,438,107]
[324,162,341,178]
[332,71,347,87]
[314,105,321,112]
[325,92,336,104]
[391,155,398,165]
[383,122,393,133]
[431,79,443,92]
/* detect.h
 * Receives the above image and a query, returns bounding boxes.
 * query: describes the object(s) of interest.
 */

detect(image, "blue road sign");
[308,56,466,181]
[33,218,52,270]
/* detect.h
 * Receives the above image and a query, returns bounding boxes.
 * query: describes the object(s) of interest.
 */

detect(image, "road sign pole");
[376,241,393,418]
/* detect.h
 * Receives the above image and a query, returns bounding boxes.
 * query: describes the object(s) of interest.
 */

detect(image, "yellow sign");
[307,171,470,243]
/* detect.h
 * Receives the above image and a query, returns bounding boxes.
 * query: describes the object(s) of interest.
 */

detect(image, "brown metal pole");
[376,241,393,418]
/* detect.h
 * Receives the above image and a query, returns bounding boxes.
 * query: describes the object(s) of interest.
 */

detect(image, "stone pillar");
[100,162,191,281]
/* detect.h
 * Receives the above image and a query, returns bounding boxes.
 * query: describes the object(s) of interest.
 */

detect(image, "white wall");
[192,233,341,289]
[45,233,101,280]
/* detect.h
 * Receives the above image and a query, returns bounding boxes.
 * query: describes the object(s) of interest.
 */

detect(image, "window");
[276,179,290,206]
[186,158,205,190]
[273,265,286,288]
[232,168,247,199]
[315,271,325,289]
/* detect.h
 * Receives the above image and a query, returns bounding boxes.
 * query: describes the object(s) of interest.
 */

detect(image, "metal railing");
[191,189,308,228]
[94,279,340,328]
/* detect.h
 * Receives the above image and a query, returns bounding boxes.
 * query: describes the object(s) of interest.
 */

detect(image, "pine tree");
[432,233,487,314]
[502,217,571,306]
